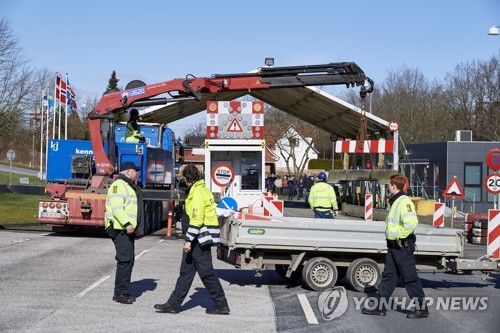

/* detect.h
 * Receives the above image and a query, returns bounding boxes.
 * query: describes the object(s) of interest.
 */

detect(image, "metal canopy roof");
[140,86,390,139]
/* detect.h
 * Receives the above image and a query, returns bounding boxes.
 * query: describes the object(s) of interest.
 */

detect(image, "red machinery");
[40,62,370,232]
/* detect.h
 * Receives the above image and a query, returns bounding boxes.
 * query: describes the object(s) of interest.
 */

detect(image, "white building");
[271,125,319,175]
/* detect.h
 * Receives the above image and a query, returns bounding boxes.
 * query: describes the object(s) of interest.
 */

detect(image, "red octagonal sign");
[486,148,500,171]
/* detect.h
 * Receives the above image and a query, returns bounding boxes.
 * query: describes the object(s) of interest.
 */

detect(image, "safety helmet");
[318,172,327,180]
[129,108,139,117]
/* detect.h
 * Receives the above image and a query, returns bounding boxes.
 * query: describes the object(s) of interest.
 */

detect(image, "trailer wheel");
[274,264,303,282]
[302,257,338,291]
[346,258,381,292]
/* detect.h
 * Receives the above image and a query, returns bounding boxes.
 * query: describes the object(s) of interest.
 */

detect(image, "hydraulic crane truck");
[38,62,371,233]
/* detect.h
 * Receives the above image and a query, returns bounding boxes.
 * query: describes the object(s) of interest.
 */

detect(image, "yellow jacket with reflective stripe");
[385,195,418,240]
[185,180,220,246]
[125,121,142,143]
[308,182,338,211]
[105,179,138,230]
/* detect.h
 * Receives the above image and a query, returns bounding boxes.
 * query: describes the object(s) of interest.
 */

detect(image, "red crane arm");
[88,62,369,176]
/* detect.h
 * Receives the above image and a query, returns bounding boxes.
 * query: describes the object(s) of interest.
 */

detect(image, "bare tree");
[443,54,500,141]
[265,105,320,176]
[183,121,206,141]
[0,18,35,144]
[372,66,435,144]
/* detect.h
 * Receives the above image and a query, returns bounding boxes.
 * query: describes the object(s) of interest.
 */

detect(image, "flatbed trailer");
[216,214,499,291]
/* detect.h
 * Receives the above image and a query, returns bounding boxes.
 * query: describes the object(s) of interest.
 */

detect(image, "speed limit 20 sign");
[485,173,500,195]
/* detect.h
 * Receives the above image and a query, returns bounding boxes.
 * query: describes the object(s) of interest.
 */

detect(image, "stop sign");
[486,148,500,171]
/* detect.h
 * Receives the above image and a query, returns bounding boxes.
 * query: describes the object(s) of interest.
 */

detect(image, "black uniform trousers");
[377,241,425,309]
[167,241,227,310]
[112,232,135,295]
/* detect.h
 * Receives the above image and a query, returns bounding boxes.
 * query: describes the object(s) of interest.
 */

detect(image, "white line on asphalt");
[12,238,31,243]
[135,249,149,260]
[297,293,319,324]
[74,275,110,298]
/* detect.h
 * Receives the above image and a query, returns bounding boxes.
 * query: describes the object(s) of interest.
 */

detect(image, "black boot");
[407,309,429,319]
[154,302,180,314]
[361,307,386,316]
[206,306,230,315]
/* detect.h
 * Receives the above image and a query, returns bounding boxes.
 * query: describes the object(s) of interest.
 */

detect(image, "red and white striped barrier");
[433,203,445,228]
[364,194,373,221]
[262,192,283,217]
[335,139,394,153]
[487,209,500,259]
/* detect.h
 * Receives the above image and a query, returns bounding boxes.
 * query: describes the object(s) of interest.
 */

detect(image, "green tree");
[107,70,119,90]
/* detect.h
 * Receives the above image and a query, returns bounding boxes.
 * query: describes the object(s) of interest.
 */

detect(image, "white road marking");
[12,238,31,243]
[75,244,156,298]
[74,275,110,298]
[135,249,149,260]
[297,293,319,324]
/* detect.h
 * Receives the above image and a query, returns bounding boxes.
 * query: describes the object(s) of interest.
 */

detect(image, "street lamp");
[488,25,500,35]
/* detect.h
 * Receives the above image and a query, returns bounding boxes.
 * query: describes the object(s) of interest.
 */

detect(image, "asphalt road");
[0,164,39,177]
[1,203,498,332]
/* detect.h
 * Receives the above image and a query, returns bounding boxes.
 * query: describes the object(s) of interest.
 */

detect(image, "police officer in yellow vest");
[362,173,429,319]
[308,172,338,218]
[105,161,141,304]
[154,164,229,315]
[125,109,145,143]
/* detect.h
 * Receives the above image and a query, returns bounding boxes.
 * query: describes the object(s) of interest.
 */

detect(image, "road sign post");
[6,149,15,187]
[442,176,464,228]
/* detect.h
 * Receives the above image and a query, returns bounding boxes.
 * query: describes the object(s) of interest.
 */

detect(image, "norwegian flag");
[66,78,77,114]
[55,74,67,104]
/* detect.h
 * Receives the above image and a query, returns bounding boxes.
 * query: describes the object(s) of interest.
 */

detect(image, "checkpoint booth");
[203,101,267,214]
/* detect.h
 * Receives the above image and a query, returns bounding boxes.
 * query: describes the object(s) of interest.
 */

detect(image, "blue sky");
[1,0,499,137]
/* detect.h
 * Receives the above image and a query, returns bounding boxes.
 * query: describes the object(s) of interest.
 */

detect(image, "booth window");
[241,152,261,190]
[464,163,481,202]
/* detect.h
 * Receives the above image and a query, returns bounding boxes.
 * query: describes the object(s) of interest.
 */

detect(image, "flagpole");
[65,73,68,140]
[45,88,50,181]
[40,88,44,179]
[53,73,57,139]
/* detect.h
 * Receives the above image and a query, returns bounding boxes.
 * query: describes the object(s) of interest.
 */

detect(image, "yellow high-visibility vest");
[385,195,418,240]
[105,179,138,230]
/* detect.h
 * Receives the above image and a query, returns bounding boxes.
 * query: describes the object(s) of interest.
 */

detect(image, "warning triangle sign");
[227,118,243,132]
[442,177,464,199]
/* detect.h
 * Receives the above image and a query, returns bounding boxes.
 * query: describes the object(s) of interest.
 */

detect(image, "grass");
[0,170,45,185]
[0,193,48,224]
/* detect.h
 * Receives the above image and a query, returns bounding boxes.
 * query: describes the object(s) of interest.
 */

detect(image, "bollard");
[166,212,173,237]
[433,203,445,227]
[365,194,373,221]
[487,209,500,258]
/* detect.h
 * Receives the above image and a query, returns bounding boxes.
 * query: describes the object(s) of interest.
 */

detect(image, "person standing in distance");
[308,172,338,218]
[105,162,142,304]
[361,173,429,319]
[125,108,145,143]
[154,164,230,315]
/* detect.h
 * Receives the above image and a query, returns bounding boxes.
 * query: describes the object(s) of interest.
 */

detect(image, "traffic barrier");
[262,192,284,217]
[269,200,284,217]
[166,212,173,237]
[365,194,373,221]
[433,203,445,228]
[487,209,500,258]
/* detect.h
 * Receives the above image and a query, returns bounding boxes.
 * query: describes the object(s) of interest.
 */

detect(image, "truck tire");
[346,258,381,292]
[274,264,303,282]
[302,257,338,291]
